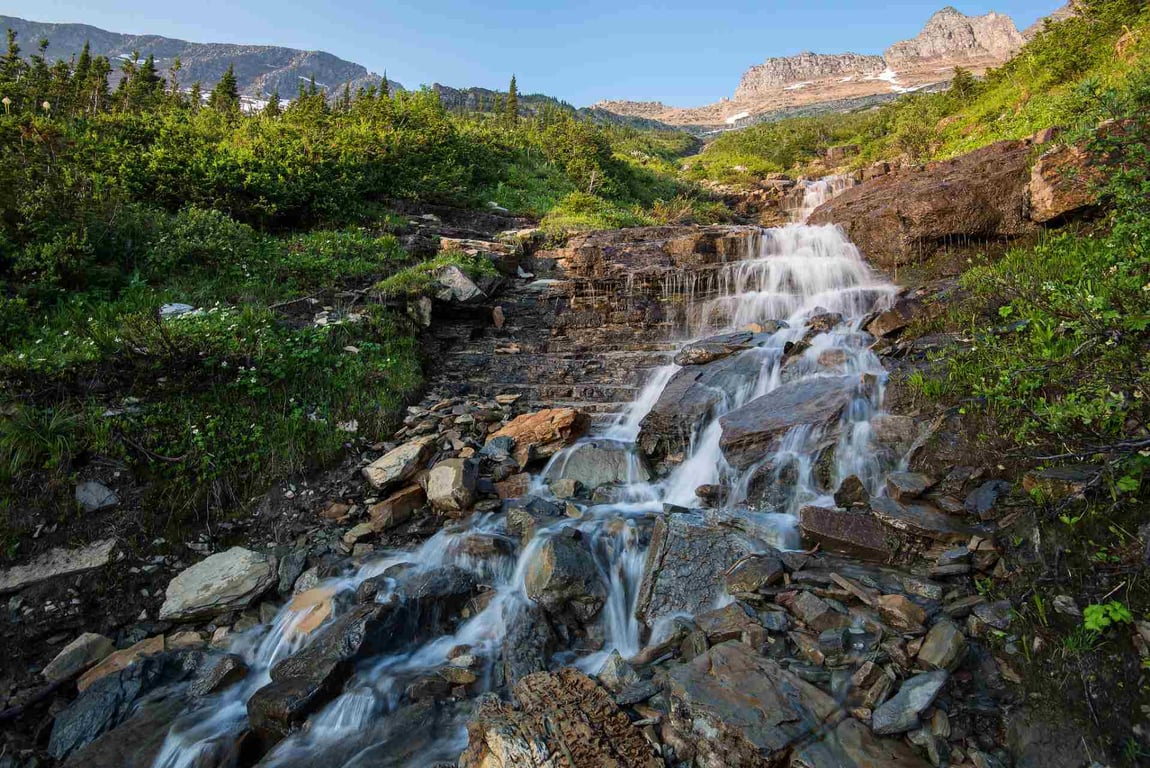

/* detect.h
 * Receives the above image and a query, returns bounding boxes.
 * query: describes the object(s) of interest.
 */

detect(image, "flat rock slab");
[543,438,651,492]
[869,497,979,544]
[488,408,591,466]
[362,436,434,492]
[635,513,758,630]
[0,539,116,594]
[719,375,857,470]
[159,547,276,621]
[799,505,894,563]
[872,670,948,735]
[42,633,115,683]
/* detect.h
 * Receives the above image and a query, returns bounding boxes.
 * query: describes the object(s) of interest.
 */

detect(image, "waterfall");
[150,214,901,768]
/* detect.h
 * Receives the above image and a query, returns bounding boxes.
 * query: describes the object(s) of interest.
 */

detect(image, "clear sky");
[4,1,1063,107]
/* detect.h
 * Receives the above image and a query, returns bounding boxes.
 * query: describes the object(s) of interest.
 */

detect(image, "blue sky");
[6,1,1062,106]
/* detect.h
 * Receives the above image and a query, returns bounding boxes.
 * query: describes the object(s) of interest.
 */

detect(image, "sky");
[4,1,1064,107]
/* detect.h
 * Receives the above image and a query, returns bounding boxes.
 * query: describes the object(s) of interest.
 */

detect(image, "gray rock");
[719,375,858,469]
[885,472,935,501]
[724,552,785,595]
[543,439,650,493]
[672,332,754,366]
[791,717,932,768]
[597,649,639,692]
[965,479,1012,520]
[42,632,115,683]
[524,532,605,625]
[159,547,276,621]
[362,436,433,492]
[0,539,116,594]
[635,513,758,630]
[159,302,196,318]
[834,474,870,507]
[799,505,892,562]
[435,265,486,303]
[60,695,187,768]
[870,496,979,544]
[277,549,308,595]
[917,620,967,671]
[75,481,118,512]
[426,458,477,514]
[500,601,555,688]
[188,653,248,697]
[972,599,1014,630]
[871,670,948,735]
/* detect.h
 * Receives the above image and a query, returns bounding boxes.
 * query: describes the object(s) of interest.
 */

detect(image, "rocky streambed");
[2,189,1097,768]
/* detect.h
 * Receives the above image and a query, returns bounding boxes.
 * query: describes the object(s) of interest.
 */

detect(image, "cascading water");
[151,180,900,768]
[788,173,856,222]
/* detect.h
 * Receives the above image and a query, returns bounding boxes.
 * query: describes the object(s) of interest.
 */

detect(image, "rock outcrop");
[884,7,1025,66]
[735,52,886,101]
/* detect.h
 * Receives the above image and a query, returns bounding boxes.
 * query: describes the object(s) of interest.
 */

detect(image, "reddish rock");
[1029,141,1104,223]
[488,408,591,466]
[799,505,893,562]
[369,484,425,530]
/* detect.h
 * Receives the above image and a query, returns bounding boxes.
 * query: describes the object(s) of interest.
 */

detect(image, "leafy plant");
[1082,600,1134,633]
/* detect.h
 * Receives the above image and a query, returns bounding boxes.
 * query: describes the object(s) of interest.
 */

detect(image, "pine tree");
[208,64,241,112]
[380,72,389,99]
[506,74,519,125]
[263,89,281,117]
[188,80,202,111]
[89,56,111,113]
[341,81,351,111]
[127,54,163,110]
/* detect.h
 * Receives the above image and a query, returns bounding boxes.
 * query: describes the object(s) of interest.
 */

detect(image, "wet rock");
[724,552,785,595]
[865,297,920,339]
[638,352,764,461]
[635,513,758,630]
[543,438,651,493]
[426,458,477,515]
[189,653,249,697]
[672,332,754,366]
[871,670,948,735]
[524,531,606,625]
[77,635,166,691]
[877,594,927,633]
[501,602,556,688]
[49,651,204,761]
[792,716,931,768]
[42,632,114,683]
[719,375,857,469]
[783,590,852,633]
[834,475,870,507]
[0,539,116,594]
[885,472,935,501]
[598,649,640,691]
[60,695,187,768]
[870,497,978,544]
[664,643,843,766]
[369,484,426,529]
[362,436,434,492]
[494,471,531,500]
[159,547,277,621]
[505,496,565,541]
[288,586,336,637]
[75,481,118,512]
[488,407,591,466]
[917,620,967,671]
[460,668,661,768]
[695,603,766,647]
[277,549,308,595]
[549,477,582,499]
[799,505,893,562]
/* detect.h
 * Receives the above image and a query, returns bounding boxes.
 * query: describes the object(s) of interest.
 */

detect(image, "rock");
[501,602,556,688]
[50,651,204,761]
[664,643,845,766]
[885,7,1025,66]
[42,633,115,683]
[724,552,785,595]
[972,599,1013,630]
[1007,705,1087,768]
[543,438,651,493]
[426,458,477,515]
[878,594,927,632]
[362,436,434,492]
[635,513,758,630]
[885,472,935,501]
[0,539,116,594]
[870,497,978,544]
[965,479,1012,520]
[504,496,564,541]
[810,140,1037,270]
[834,475,870,507]
[189,653,249,697]
[369,484,426,529]
[75,481,118,512]
[785,590,851,633]
[917,620,967,671]
[1029,141,1103,223]
[460,668,660,768]
[60,695,187,768]
[871,670,948,735]
[695,603,767,647]
[488,408,591,466]
[1022,464,1101,502]
[277,549,307,595]
[597,649,640,692]
[549,477,582,499]
[77,635,165,691]
[1052,594,1081,618]
[159,547,276,621]
[524,532,606,626]
[719,375,857,469]
[672,332,754,366]
[287,586,336,637]
[793,718,933,767]
[494,472,531,500]
[864,299,920,338]
[435,264,486,303]
[799,505,892,562]
[159,302,196,318]
[342,522,376,547]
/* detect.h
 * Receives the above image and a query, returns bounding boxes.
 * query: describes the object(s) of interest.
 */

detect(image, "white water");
[151,180,899,768]
[790,174,856,222]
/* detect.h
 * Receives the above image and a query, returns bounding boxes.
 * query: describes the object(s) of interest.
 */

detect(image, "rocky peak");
[884,6,1026,66]
[734,52,886,101]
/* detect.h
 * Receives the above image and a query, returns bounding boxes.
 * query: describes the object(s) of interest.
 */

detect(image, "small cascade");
[788,173,857,222]
[151,217,903,767]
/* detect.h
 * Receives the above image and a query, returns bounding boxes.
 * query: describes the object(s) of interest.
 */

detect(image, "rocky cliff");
[0,15,402,102]
[734,52,886,100]
[884,6,1025,66]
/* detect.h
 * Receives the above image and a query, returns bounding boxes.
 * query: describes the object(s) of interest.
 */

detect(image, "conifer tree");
[188,80,202,111]
[506,74,519,125]
[380,72,389,99]
[263,89,281,117]
[208,64,241,112]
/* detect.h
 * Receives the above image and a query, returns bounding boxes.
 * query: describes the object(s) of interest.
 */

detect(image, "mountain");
[0,15,402,103]
[594,5,1045,130]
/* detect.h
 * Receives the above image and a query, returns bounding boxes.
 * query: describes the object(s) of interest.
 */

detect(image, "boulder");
[435,264,487,303]
[488,408,591,466]
[664,643,842,766]
[501,601,556,688]
[524,532,606,625]
[719,375,857,469]
[42,633,115,683]
[426,458,477,515]
[77,635,165,692]
[869,496,978,544]
[159,547,276,621]
[635,513,758,630]
[885,472,935,501]
[597,650,640,692]
[543,439,651,493]
[361,436,434,492]
[188,653,249,697]
[799,505,893,563]
[1028,141,1103,223]
[834,475,871,507]
[59,695,187,768]
[809,139,1037,269]
[638,352,763,461]
[672,332,754,366]
[871,670,948,735]
[864,297,921,339]
[369,484,426,530]
[75,481,118,512]
[0,539,116,594]
[460,668,661,768]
